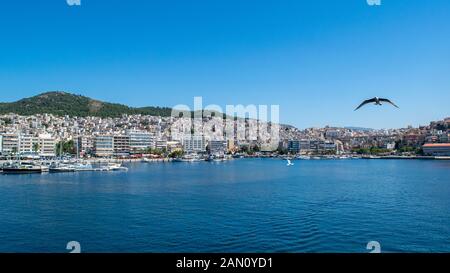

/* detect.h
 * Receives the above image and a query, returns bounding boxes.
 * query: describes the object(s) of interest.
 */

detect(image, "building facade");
[94,135,114,157]
[113,135,131,156]
[288,140,300,154]
[38,134,56,157]
[127,130,153,153]
[422,143,450,156]
[209,140,227,154]
[182,135,206,153]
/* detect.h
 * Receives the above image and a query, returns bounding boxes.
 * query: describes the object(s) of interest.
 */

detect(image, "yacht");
[73,162,93,171]
[49,163,76,173]
[99,163,128,171]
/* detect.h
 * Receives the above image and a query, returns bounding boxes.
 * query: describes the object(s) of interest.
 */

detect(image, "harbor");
[0,160,129,174]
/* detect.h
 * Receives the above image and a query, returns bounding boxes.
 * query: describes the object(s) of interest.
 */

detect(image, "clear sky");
[0,0,449,129]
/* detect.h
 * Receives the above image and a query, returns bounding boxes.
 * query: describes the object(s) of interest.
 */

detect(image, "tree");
[33,143,40,153]
[56,140,76,156]
[168,150,184,158]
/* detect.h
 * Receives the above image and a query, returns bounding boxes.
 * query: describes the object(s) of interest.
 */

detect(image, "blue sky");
[0,0,449,129]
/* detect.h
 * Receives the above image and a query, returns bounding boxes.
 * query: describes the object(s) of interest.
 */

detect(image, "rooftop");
[423,143,450,147]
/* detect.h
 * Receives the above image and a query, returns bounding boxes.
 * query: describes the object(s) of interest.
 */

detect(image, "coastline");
[1,155,449,166]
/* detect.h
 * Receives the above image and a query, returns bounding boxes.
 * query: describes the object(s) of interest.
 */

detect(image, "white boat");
[49,163,76,173]
[100,163,128,171]
[181,154,203,162]
[73,162,93,171]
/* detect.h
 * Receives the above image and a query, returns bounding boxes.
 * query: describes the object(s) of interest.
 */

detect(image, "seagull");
[287,159,294,166]
[354,97,399,111]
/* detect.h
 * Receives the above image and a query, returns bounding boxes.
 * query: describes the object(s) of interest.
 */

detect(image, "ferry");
[2,162,44,174]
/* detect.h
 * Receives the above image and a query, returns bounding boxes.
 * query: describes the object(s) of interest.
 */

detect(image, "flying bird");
[354,97,399,111]
[287,159,294,166]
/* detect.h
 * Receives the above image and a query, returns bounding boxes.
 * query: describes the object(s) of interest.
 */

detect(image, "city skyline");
[0,1,449,129]
[0,91,450,130]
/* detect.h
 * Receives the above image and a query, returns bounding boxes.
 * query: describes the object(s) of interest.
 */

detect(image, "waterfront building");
[94,135,114,157]
[182,135,206,153]
[227,139,236,153]
[38,134,56,157]
[1,133,19,154]
[167,141,182,152]
[155,140,168,151]
[18,134,38,154]
[299,140,311,153]
[127,130,152,153]
[76,136,94,157]
[422,143,450,156]
[113,135,131,156]
[0,135,2,154]
[209,140,227,154]
[323,141,337,152]
[288,140,300,154]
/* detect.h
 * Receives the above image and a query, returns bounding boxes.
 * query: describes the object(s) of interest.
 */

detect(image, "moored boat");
[2,162,43,174]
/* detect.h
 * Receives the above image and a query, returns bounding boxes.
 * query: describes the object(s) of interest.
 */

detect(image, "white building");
[38,134,56,157]
[127,130,153,153]
[1,133,19,154]
[94,135,114,157]
[182,135,206,153]
[18,134,38,154]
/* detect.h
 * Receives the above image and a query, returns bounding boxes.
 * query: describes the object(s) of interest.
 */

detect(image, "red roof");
[423,143,450,147]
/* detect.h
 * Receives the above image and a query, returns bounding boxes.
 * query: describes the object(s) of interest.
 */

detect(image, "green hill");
[0,92,173,117]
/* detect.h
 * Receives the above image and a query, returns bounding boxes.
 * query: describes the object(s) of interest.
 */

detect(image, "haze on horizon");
[0,0,449,129]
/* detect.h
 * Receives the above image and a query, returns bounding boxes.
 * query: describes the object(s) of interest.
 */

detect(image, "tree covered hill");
[0,92,173,117]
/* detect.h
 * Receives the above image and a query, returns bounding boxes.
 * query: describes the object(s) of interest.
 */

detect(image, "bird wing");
[354,98,377,111]
[379,98,399,108]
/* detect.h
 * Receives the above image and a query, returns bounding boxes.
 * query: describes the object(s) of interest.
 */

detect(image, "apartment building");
[113,135,131,156]
[182,135,206,153]
[127,130,153,153]
[94,135,114,157]
[38,134,56,157]
[209,140,227,154]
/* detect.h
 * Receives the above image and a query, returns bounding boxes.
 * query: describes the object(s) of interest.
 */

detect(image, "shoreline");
[1,155,449,165]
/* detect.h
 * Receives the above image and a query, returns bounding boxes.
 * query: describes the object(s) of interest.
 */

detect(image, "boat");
[172,158,183,162]
[49,163,76,173]
[181,154,204,162]
[2,162,43,174]
[99,163,128,171]
[73,162,93,171]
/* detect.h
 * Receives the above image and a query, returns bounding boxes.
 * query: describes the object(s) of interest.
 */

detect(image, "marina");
[1,160,128,174]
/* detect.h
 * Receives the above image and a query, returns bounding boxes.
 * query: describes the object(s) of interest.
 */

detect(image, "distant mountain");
[0,92,173,118]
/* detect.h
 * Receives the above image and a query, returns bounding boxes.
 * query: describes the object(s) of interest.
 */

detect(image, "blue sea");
[0,159,449,253]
